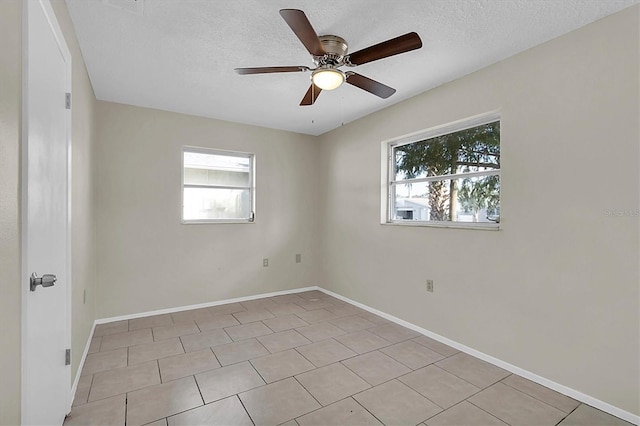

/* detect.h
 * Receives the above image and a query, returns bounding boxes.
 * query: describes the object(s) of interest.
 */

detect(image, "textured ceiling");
[66,0,638,136]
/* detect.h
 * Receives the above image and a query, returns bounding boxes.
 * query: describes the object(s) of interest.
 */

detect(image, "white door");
[22,0,72,424]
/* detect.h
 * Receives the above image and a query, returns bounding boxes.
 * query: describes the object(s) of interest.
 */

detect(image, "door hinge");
[65,92,71,109]
[65,349,71,366]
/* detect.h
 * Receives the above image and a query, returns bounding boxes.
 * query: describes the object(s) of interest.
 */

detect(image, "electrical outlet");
[263,258,269,267]
[426,279,434,292]
[295,254,302,263]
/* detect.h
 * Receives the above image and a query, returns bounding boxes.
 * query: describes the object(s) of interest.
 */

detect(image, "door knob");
[30,272,57,292]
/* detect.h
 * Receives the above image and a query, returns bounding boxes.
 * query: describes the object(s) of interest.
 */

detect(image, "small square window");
[182,147,255,223]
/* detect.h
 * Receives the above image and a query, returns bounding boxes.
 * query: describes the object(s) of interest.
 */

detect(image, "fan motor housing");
[317,35,348,64]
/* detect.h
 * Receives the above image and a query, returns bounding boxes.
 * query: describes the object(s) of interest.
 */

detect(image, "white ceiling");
[66,0,638,136]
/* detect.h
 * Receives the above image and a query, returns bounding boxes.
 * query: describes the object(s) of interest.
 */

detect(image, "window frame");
[181,146,256,224]
[381,111,501,230]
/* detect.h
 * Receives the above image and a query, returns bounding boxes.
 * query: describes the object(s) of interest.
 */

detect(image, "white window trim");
[381,111,501,230]
[181,146,256,224]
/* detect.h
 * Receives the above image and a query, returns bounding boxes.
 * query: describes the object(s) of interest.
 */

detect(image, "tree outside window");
[389,118,500,225]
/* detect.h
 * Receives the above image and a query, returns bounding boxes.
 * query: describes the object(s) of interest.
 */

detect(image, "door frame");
[20,0,73,421]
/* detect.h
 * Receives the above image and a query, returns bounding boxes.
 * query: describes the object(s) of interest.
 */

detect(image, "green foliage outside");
[394,121,500,222]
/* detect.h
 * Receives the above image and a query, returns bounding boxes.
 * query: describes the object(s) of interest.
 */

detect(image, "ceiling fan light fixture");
[311,68,345,90]
[235,9,423,105]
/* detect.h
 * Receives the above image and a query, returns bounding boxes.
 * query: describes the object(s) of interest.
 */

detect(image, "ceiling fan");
[234,9,423,106]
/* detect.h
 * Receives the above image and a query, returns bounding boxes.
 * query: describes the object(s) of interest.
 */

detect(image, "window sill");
[382,221,500,231]
[181,219,255,225]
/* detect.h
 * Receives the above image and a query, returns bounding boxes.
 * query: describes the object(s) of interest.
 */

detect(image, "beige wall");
[0,1,97,424]
[317,6,639,416]
[94,102,320,318]
[0,1,23,423]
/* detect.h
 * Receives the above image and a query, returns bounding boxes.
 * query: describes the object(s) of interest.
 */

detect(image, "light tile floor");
[64,291,633,426]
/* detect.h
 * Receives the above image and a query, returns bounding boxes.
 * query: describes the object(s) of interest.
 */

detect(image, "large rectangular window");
[385,113,500,228]
[182,147,255,223]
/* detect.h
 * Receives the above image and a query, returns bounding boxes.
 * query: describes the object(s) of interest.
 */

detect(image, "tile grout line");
[160,402,208,425]
[247,357,269,385]
[86,373,95,407]
[207,346,222,369]
[124,392,128,426]
[235,394,257,426]
[338,354,421,395]
[499,376,578,415]
[405,380,446,414]
[155,359,163,384]
[410,336,461,358]
[554,404,582,426]
[295,336,360,366]
[466,397,515,425]
[192,374,205,406]
[435,398,507,425]
[395,368,476,412]
[85,373,95,406]
[291,375,324,413]
[178,335,187,354]
[350,395,388,426]
[430,354,508,392]
[426,361,485,391]
[294,394,381,425]
[292,345,318,368]
[193,319,203,333]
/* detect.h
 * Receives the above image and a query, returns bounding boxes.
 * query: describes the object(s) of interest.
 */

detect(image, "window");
[385,113,500,228]
[182,147,255,223]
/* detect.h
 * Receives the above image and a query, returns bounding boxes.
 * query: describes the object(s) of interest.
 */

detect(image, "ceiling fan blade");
[300,84,322,106]
[347,32,422,66]
[235,66,310,75]
[345,72,396,99]
[279,9,326,57]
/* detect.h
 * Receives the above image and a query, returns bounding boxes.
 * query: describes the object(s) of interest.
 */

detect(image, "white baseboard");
[69,321,96,411]
[71,285,638,424]
[94,286,318,324]
[318,287,639,425]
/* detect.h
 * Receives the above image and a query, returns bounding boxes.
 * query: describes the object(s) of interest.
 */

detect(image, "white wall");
[0,1,98,423]
[317,6,639,416]
[94,102,320,318]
